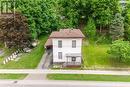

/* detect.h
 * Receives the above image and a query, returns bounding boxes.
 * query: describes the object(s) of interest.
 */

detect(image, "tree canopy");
[16,0,59,39]
[14,0,121,39]
[0,13,31,48]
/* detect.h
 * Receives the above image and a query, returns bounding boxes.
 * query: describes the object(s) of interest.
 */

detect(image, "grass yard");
[0,74,27,79]
[0,35,47,69]
[82,40,130,68]
[0,36,47,69]
[0,35,47,79]
[47,74,130,82]
[82,41,111,68]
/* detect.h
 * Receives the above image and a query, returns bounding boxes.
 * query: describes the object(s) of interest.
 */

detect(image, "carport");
[44,38,52,50]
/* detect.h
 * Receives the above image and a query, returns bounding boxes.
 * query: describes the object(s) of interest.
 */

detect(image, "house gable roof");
[49,29,85,38]
[44,29,85,47]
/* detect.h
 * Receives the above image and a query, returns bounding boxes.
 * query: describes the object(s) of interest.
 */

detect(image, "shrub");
[108,40,130,63]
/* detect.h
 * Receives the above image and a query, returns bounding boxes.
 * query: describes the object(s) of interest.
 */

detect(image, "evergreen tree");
[84,17,96,39]
[109,13,124,41]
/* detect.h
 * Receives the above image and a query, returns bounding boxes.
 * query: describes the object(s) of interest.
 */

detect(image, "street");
[0,80,130,87]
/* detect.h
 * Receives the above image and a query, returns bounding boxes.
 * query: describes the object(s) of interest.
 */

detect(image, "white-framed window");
[58,40,62,48]
[72,40,76,48]
[58,52,62,59]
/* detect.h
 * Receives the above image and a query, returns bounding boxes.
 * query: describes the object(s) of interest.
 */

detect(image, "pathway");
[0,49,4,56]
[25,50,52,80]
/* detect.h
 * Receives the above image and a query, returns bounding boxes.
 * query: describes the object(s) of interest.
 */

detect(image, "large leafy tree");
[13,0,121,39]
[59,0,120,31]
[91,0,120,32]
[16,0,59,39]
[57,0,80,28]
[0,13,31,48]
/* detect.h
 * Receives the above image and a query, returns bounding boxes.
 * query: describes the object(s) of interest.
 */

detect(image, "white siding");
[52,38,82,63]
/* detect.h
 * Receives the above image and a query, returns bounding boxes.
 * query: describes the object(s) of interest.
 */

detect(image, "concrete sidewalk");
[0,69,130,75]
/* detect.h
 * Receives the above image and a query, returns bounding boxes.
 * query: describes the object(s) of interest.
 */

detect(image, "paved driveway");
[41,50,52,69]
[25,49,52,80]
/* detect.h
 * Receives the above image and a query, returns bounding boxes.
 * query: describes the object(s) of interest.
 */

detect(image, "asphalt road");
[0,80,130,87]
[0,84,110,87]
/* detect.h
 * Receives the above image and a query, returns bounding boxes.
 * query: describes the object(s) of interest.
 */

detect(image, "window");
[72,40,76,48]
[58,40,62,48]
[72,57,76,61]
[58,52,62,59]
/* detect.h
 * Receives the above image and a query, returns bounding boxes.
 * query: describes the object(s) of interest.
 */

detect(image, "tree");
[59,0,120,31]
[13,0,121,39]
[108,40,130,63]
[57,0,80,28]
[78,0,120,32]
[16,0,59,39]
[109,13,124,41]
[0,13,31,48]
[123,1,130,41]
[84,17,96,39]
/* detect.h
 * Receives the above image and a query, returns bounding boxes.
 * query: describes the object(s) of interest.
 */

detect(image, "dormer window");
[72,40,76,48]
[58,40,62,48]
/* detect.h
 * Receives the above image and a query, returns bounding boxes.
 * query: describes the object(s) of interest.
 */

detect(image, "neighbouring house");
[44,29,85,67]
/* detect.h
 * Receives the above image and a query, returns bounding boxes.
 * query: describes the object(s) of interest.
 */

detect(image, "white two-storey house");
[45,29,85,67]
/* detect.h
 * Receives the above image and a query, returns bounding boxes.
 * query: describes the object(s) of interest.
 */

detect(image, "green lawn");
[82,41,111,68]
[82,40,130,68]
[47,74,130,82]
[0,35,47,79]
[0,35,47,69]
[0,74,27,79]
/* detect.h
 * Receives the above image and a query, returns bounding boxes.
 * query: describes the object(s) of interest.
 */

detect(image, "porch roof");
[44,38,52,48]
[66,53,81,57]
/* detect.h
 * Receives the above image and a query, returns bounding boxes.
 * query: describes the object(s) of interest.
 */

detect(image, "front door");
[71,57,76,64]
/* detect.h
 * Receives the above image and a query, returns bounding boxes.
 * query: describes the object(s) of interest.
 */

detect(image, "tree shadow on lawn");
[109,57,130,68]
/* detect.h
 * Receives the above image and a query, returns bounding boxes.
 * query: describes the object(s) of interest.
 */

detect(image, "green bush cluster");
[108,40,130,63]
